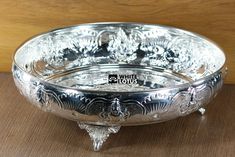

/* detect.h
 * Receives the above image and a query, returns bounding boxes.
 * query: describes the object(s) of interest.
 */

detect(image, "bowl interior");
[14,23,225,92]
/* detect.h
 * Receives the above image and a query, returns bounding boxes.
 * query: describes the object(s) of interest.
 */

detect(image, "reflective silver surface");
[12,23,226,150]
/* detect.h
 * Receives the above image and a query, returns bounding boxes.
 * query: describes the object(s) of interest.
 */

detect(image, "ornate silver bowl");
[12,23,226,151]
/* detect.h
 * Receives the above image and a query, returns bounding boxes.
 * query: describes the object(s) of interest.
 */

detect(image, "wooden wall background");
[0,0,234,83]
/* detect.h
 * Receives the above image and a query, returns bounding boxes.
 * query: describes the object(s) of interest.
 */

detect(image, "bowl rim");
[12,22,227,94]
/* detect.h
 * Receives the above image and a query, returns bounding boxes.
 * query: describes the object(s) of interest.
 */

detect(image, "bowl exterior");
[12,64,226,126]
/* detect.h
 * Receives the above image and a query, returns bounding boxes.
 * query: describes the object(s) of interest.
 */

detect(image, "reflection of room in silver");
[12,23,226,151]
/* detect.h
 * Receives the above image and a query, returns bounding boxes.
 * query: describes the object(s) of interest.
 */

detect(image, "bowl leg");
[198,107,206,115]
[78,122,121,151]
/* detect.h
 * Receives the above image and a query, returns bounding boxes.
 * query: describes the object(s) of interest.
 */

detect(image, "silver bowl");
[12,22,226,151]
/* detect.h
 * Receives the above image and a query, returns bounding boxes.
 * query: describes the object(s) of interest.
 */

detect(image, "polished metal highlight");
[12,23,226,151]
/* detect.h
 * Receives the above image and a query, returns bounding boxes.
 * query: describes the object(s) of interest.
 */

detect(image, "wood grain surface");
[0,73,234,157]
[0,0,235,83]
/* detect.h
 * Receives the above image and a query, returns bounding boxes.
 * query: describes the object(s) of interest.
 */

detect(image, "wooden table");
[0,73,234,157]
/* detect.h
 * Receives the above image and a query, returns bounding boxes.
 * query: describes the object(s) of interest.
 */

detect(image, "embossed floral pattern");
[13,65,224,123]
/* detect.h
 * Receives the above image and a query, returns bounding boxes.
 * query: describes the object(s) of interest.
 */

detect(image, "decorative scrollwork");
[171,72,223,115]
[84,97,147,122]
[13,65,224,123]
[26,73,224,120]
[172,90,192,115]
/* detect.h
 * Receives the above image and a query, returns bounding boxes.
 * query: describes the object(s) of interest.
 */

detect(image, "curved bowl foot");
[78,122,121,151]
[198,107,206,115]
